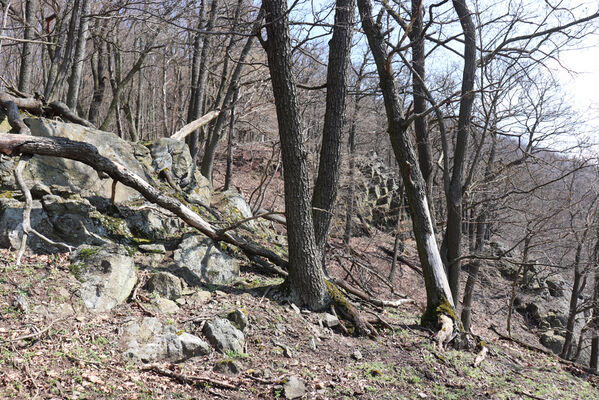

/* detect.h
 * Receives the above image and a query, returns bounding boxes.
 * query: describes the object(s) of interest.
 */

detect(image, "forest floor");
[0,144,597,399]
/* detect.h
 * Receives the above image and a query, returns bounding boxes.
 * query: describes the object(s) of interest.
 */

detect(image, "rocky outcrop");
[146,271,183,300]
[72,244,137,312]
[121,317,210,363]
[211,189,254,228]
[174,235,240,285]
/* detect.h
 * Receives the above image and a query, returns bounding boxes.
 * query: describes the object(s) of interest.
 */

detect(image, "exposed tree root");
[141,364,238,390]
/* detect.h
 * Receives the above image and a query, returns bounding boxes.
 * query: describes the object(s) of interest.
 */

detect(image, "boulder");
[546,279,566,297]
[72,244,137,312]
[540,331,565,354]
[211,190,254,228]
[174,235,240,285]
[146,272,183,300]
[125,208,181,241]
[203,318,245,354]
[150,296,180,314]
[24,118,149,204]
[0,197,58,252]
[121,317,210,363]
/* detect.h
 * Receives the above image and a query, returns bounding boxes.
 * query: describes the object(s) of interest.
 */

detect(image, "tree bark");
[311,0,355,258]
[186,0,215,163]
[18,0,37,94]
[590,270,599,372]
[66,0,90,111]
[445,0,477,302]
[357,0,455,325]
[87,20,108,125]
[263,0,330,310]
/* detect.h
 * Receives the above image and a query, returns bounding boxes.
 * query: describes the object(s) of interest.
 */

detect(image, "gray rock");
[213,359,243,375]
[138,244,166,254]
[203,318,245,354]
[149,138,193,185]
[174,235,240,285]
[25,118,147,204]
[126,208,181,241]
[352,350,363,360]
[121,317,210,363]
[150,296,180,314]
[282,376,306,399]
[546,279,566,297]
[227,309,249,331]
[72,244,137,312]
[42,194,99,245]
[323,313,339,328]
[146,272,182,300]
[0,197,58,252]
[211,190,254,228]
[540,331,565,354]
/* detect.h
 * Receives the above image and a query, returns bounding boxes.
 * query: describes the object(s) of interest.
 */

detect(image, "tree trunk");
[186,0,215,163]
[66,0,90,111]
[311,0,355,258]
[263,0,330,310]
[223,88,239,191]
[357,0,455,325]
[87,21,107,125]
[200,17,258,182]
[445,0,477,302]
[591,271,599,372]
[18,0,37,94]
[408,0,436,228]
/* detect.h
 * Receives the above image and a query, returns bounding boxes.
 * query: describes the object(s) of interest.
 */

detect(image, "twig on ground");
[141,364,238,390]
[7,318,66,344]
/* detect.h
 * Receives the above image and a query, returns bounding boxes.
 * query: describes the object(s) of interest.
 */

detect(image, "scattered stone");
[352,349,363,361]
[138,244,166,254]
[187,290,212,307]
[11,294,28,313]
[282,375,306,399]
[540,331,565,354]
[126,208,180,241]
[213,359,243,376]
[203,318,245,354]
[227,309,249,331]
[121,317,210,363]
[146,271,182,300]
[290,303,301,314]
[174,235,240,285]
[323,313,339,328]
[151,296,180,314]
[72,244,137,312]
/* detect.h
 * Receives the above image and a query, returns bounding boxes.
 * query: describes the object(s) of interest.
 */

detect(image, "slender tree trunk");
[561,242,585,359]
[223,88,239,191]
[358,0,455,325]
[187,0,215,163]
[87,22,107,125]
[263,0,330,310]
[409,0,436,228]
[18,0,37,94]
[311,0,355,259]
[66,0,90,111]
[590,270,599,372]
[200,24,258,181]
[445,0,477,302]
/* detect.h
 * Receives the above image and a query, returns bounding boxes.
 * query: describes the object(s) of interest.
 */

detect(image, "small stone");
[138,244,166,254]
[213,359,243,376]
[352,350,363,360]
[282,375,306,399]
[417,392,428,398]
[151,297,180,314]
[175,298,186,305]
[11,294,28,313]
[227,309,249,331]
[290,303,300,314]
[323,313,339,328]
[188,290,212,306]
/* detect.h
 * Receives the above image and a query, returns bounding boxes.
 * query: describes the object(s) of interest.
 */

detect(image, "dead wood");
[141,364,238,390]
[170,110,220,141]
[47,101,95,128]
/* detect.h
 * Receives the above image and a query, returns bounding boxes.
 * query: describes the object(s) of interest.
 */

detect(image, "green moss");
[0,191,13,199]
[325,280,351,315]
[69,262,86,281]
[77,246,100,260]
[420,296,458,329]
